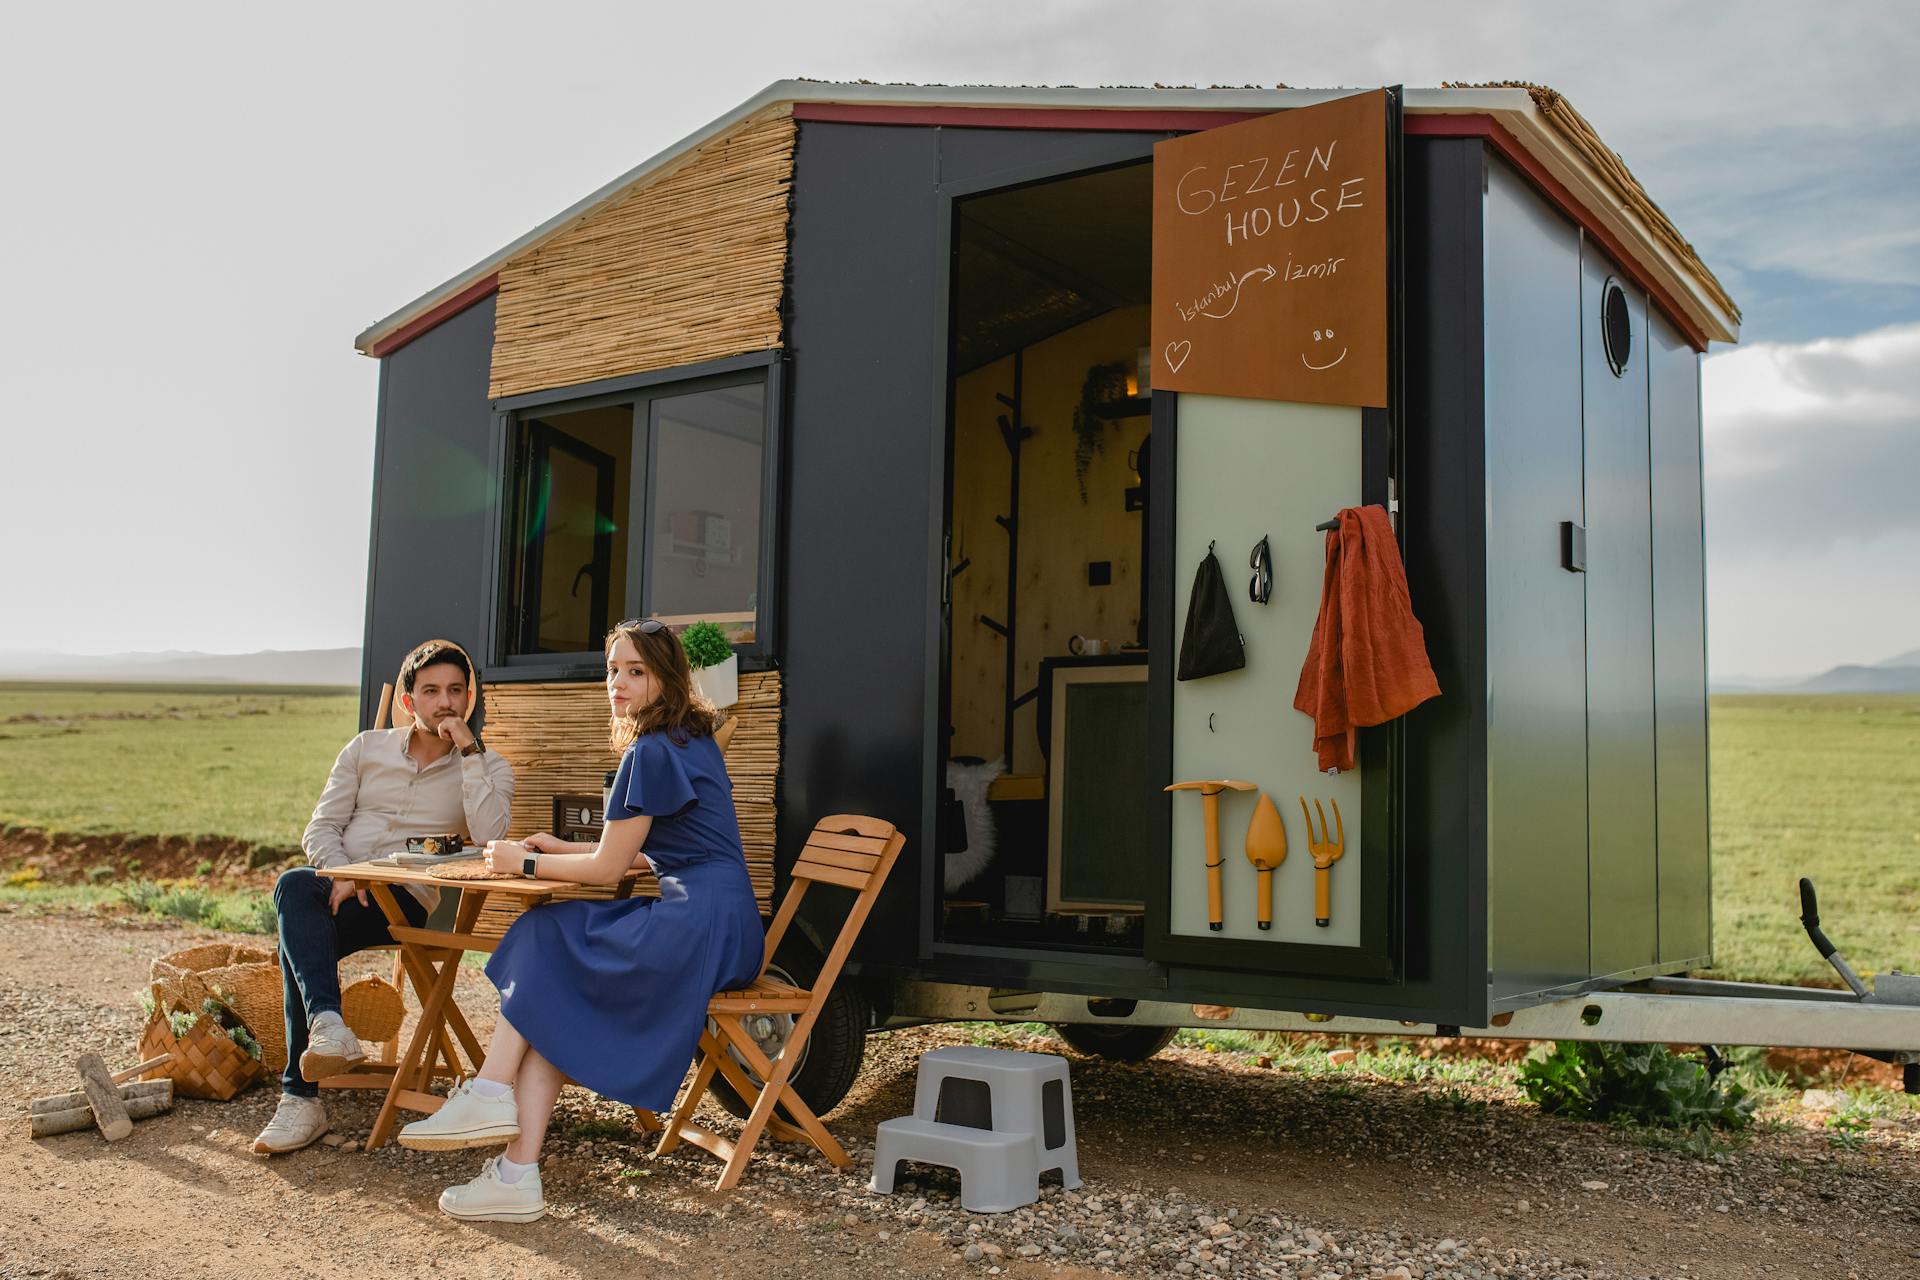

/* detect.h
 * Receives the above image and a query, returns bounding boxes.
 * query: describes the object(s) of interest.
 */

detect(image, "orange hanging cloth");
[1291,505,1441,772]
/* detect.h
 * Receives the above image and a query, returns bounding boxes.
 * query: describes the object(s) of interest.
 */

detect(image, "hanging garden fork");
[1298,796,1345,927]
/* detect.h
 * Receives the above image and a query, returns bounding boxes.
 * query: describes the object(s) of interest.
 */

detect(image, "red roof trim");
[1406,114,1709,352]
[792,102,1268,132]
[369,274,500,358]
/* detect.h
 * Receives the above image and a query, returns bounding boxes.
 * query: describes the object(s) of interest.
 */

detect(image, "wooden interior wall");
[488,108,795,400]
[481,671,781,911]
[949,305,1151,777]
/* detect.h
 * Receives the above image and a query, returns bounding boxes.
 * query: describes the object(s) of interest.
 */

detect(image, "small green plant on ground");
[566,1117,634,1142]
[678,621,733,671]
[1519,1041,1756,1132]
[113,878,276,935]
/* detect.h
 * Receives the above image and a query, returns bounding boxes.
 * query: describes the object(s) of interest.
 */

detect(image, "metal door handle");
[1560,521,1586,574]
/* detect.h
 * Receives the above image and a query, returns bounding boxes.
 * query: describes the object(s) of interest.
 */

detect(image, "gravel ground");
[3,905,1918,1280]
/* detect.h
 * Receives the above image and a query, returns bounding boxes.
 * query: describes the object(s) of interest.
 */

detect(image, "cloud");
[1702,322,1920,556]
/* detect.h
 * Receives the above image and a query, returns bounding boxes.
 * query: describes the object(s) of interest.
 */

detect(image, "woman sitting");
[397,618,762,1222]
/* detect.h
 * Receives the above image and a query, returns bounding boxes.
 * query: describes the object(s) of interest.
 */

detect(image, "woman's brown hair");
[606,620,718,752]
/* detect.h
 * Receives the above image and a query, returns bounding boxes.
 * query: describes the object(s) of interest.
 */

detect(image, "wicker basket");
[150,942,287,1073]
[138,997,265,1102]
[340,976,405,1045]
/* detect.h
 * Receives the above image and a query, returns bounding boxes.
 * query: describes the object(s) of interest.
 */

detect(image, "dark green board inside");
[1057,680,1152,907]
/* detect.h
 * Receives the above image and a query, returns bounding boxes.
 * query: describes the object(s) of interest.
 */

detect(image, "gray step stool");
[870,1045,1081,1213]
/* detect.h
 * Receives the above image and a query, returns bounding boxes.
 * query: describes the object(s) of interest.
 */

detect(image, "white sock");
[469,1077,511,1099]
[496,1155,536,1184]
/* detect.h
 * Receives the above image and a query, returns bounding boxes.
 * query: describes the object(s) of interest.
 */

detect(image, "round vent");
[1601,278,1632,377]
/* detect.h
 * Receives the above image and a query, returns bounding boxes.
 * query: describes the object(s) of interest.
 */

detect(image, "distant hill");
[1713,645,1920,695]
[1793,665,1920,694]
[0,648,360,687]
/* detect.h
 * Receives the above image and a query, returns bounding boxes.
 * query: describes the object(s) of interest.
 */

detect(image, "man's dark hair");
[402,641,473,695]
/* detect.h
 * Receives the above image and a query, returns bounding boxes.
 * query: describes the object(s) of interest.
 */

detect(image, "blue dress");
[485,729,763,1110]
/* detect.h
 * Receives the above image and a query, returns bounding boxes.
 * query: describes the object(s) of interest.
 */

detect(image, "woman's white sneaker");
[397,1079,520,1150]
[439,1156,546,1222]
[251,1093,329,1155]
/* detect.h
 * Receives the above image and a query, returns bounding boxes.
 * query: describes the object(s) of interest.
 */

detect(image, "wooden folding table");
[315,862,575,1151]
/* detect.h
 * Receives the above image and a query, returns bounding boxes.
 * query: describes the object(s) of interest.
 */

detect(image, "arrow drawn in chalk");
[1198,264,1278,320]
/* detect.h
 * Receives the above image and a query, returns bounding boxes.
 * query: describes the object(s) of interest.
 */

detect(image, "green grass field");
[0,682,1914,984]
[1705,694,1920,985]
[0,682,357,847]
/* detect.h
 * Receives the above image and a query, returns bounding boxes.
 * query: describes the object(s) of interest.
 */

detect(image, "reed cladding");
[489,108,795,399]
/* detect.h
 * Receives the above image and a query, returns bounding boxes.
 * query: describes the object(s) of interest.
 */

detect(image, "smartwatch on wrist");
[521,852,538,879]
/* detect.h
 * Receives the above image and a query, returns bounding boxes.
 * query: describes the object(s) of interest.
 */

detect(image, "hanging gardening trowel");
[1244,792,1288,930]
[1299,795,1345,927]
[1166,779,1255,930]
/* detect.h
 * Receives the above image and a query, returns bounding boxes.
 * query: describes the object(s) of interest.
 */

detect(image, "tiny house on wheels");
[354,80,1912,1112]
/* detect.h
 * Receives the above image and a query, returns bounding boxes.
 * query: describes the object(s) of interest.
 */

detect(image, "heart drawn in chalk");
[1164,340,1192,374]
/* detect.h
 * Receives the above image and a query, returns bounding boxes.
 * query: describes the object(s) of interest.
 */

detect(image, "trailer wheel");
[1052,1023,1178,1062]
[708,936,871,1122]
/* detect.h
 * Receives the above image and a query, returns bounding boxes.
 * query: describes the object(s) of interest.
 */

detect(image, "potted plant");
[680,620,738,709]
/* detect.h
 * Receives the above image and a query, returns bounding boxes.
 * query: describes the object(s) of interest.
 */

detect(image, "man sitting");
[252,640,515,1155]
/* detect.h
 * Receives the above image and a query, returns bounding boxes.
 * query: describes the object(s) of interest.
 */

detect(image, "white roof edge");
[355,80,1735,353]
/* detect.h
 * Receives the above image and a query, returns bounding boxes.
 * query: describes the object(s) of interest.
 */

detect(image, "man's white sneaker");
[250,1093,329,1155]
[439,1156,546,1222]
[397,1079,521,1150]
[298,1012,366,1082]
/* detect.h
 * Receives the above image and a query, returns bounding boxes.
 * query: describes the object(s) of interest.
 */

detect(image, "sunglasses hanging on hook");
[1248,534,1273,605]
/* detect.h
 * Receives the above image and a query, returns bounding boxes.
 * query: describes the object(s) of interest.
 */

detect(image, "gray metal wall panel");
[1482,161,1592,1002]
[361,296,498,730]
[784,123,942,964]
[1581,249,1660,978]
[1647,310,1711,965]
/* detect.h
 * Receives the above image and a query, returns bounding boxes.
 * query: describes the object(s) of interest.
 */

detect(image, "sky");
[0,1,1915,679]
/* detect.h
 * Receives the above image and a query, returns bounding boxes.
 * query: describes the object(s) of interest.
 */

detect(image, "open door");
[1145,89,1404,979]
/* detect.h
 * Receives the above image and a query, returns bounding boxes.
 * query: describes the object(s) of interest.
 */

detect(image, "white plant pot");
[693,652,739,709]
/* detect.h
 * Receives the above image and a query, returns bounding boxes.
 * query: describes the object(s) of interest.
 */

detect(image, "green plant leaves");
[1518,1041,1757,1132]
[678,621,733,671]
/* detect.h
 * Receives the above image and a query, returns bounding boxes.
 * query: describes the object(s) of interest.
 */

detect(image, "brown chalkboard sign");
[1151,90,1388,408]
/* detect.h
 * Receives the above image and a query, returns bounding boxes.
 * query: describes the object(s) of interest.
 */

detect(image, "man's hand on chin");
[434,715,475,752]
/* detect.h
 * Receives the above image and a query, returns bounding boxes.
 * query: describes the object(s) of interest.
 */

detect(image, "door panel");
[1648,310,1711,965]
[1162,393,1370,956]
[1483,162,1591,1001]
[1581,249,1659,978]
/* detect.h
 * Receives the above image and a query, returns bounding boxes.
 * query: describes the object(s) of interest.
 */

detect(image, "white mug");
[1069,635,1109,656]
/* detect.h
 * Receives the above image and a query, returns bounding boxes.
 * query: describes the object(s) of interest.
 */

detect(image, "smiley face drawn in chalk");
[1301,328,1348,372]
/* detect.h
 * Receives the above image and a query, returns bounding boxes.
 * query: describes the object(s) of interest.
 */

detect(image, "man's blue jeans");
[274,867,427,1097]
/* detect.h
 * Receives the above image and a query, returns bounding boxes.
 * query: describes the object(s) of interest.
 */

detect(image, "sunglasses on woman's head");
[617,619,668,635]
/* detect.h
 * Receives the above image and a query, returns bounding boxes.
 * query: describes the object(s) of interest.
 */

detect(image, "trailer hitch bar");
[1799,877,1873,1000]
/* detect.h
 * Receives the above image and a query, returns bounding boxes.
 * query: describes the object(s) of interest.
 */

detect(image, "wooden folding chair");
[655,813,905,1191]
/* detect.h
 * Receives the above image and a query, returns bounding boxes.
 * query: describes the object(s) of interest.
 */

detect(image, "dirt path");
[3,909,1916,1279]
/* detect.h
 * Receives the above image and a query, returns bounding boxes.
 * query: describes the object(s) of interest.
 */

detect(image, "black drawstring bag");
[1177,541,1246,680]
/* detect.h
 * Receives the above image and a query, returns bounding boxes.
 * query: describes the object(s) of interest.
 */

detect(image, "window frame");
[482,349,785,683]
